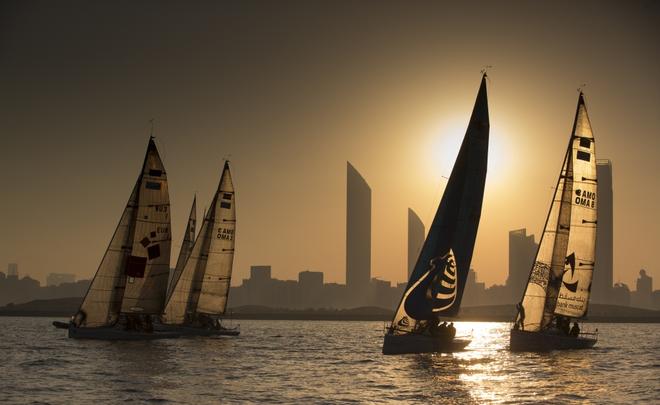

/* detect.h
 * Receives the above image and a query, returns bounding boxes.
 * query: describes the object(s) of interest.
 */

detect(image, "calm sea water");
[0,318,658,404]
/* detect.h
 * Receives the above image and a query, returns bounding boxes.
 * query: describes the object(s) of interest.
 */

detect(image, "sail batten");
[389,75,489,334]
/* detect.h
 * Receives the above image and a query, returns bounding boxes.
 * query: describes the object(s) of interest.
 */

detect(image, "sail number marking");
[217,227,234,240]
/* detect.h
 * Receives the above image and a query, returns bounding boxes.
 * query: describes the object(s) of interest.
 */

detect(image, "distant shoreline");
[2,312,659,323]
[2,298,659,323]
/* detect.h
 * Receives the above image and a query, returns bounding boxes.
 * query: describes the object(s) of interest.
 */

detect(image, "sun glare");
[427,118,511,186]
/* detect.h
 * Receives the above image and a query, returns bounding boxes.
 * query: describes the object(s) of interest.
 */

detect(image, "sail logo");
[562,252,579,292]
[402,249,458,319]
[430,249,458,313]
[574,189,595,208]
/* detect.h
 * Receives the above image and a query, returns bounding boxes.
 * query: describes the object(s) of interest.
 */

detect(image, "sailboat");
[159,161,239,336]
[63,137,180,340]
[383,74,489,355]
[510,92,598,351]
[167,196,197,298]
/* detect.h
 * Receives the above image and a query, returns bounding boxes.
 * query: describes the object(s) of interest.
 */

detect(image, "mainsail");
[516,93,597,332]
[75,138,172,327]
[162,162,236,324]
[167,196,197,297]
[390,75,489,334]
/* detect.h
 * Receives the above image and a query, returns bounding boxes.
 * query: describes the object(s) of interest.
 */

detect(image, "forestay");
[390,75,489,335]
[516,94,597,332]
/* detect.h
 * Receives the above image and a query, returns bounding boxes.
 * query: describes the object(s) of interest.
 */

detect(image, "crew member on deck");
[570,322,580,337]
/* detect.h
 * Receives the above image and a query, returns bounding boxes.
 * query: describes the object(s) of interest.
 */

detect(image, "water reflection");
[1,318,658,403]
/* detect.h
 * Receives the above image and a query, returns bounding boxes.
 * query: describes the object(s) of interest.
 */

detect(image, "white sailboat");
[63,137,180,340]
[510,92,599,351]
[160,161,239,336]
[383,74,489,355]
[167,196,197,298]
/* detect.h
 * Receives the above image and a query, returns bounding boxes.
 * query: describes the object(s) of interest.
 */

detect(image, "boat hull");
[68,326,181,340]
[156,323,240,337]
[382,333,471,355]
[509,329,597,351]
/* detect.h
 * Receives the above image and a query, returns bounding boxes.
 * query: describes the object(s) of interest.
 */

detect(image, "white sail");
[196,163,236,315]
[120,139,172,315]
[517,94,597,331]
[74,182,138,327]
[167,196,196,297]
[162,162,236,323]
[555,97,597,318]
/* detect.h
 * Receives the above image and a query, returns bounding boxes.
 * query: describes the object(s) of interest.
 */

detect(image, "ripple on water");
[1,319,659,404]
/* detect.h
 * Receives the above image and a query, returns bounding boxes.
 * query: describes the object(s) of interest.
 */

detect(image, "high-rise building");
[631,269,653,309]
[407,208,425,279]
[593,159,613,303]
[346,162,371,297]
[507,229,537,300]
[250,265,271,281]
[7,263,18,279]
[299,270,323,287]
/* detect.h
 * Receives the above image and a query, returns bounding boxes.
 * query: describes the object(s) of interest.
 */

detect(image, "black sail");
[391,75,489,333]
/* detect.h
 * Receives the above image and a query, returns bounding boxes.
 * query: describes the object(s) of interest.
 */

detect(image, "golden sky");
[1,1,658,289]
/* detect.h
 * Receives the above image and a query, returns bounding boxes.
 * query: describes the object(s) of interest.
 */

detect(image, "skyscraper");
[346,162,371,298]
[593,159,613,303]
[407,208,425,279]
[507,228,537,301]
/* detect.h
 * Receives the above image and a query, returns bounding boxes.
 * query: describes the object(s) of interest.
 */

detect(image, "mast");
[515,93,597,331]
[390,74,489,334]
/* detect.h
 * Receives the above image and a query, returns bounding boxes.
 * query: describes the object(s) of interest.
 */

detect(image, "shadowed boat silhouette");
[383,73,489,355]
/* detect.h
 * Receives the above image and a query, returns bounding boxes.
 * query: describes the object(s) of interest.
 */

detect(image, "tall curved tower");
[346,162,371,300]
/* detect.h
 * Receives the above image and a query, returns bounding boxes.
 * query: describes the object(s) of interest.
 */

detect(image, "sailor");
[569,322,580,337]
[515,302,525,331]
[448,322,456,339]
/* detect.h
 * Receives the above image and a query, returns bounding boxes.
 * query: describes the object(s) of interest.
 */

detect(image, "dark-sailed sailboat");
[160,161,239,336]
[510,92,598,351]
[62,137,180,340]
[383,74,489,355]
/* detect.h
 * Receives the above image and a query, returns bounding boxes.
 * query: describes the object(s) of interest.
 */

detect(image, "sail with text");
[167,196,197,297]
[162,162,236,324]
[389,75,489,335]
[515,93,597,332]
[74,138,172,327]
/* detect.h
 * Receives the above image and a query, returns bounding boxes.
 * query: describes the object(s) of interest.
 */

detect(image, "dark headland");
[1,297,659,323]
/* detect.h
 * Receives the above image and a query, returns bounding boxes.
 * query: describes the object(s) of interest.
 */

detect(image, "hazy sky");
[1,1,658,289]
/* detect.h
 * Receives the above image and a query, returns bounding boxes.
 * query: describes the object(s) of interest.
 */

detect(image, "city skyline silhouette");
[1,1,658,289]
